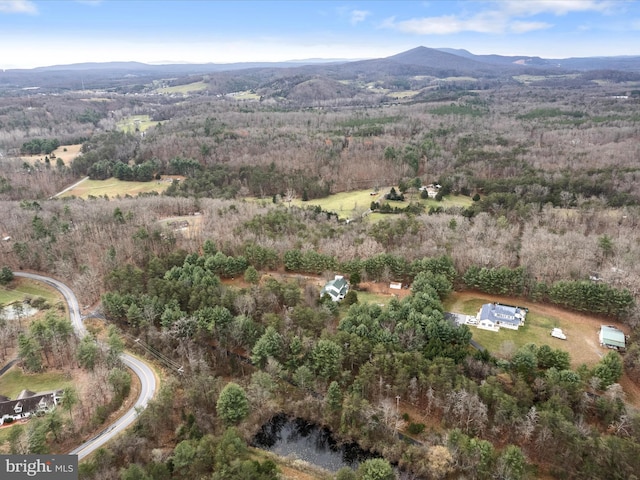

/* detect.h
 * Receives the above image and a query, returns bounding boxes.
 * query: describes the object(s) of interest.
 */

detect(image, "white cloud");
[0,0,36,14]
[510,20,552,33]
[350,9,370,25]
[385,11,551,35]
[383,0,620,35]
[500,0,617,16]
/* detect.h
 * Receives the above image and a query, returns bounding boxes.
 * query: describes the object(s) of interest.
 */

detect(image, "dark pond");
[252,413,380,473]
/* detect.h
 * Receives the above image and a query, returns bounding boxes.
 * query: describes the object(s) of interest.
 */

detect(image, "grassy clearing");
[0,367,72,399]
[0,278,61,305]
[351,290,393,306]
[444,293,605,366]
[18,144,82,166]
[157,81,208,94]
[227,90,261,100]
[444,296,561,353]
[296,189,379,219]
[116,115,161,133]
[387,90,420,99]
[249,188,472,222]
[51,144,82,164]
[59,176,175,199]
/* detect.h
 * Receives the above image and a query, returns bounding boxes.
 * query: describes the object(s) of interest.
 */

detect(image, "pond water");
[252,413,380,473]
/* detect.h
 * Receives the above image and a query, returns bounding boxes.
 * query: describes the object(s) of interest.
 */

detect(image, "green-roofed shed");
[599,325,626,350]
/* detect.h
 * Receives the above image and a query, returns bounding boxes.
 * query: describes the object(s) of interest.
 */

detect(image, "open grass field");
[51,144,82,164]
[444,291,620,367]
[117,114,161,133]
[59,176,177,199]
[18,144,82,166]
[0,278,62,306]
[252,188,473,222]
[296,189,379,220]
[0,367,72,399]
[157,81,208,94]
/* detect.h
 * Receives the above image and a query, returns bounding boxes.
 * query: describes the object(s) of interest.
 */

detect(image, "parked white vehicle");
[551,328,567,340]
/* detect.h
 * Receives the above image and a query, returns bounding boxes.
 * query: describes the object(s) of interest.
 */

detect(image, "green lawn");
[0,367,72,399]
[0,278,61,305]
[351,290,393,306]
[445,296,572,357]
[296,189,379,220]
[59,177,174,199]
[471,311,561,355]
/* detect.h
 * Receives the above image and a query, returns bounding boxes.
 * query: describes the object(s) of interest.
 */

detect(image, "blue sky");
[1,0,639,69]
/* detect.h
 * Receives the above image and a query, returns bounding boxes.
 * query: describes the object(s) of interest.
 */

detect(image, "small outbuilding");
[599,325,626,350]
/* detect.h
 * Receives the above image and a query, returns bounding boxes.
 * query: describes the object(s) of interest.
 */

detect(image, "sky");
[1,0,639,69]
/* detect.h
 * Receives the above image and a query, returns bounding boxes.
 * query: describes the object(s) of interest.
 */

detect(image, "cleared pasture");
[59,177,176,199]
[157,81,208,94]
[251,188,472,221]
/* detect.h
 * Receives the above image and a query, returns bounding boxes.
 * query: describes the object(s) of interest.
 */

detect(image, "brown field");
[59,175,182,199]
[18,143,82,165]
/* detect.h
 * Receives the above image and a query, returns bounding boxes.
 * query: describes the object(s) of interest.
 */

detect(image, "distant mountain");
[437,48,551,67]
[438,48,640,72]
[2,46,640,93]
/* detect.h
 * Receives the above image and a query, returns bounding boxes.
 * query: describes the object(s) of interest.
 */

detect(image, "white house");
[477,303,527,330]
[320,275,349,302]
[0,389,63,425]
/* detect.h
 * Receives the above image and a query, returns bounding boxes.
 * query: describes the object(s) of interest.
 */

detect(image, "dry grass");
[17,143,82,166]
[59,176,179,199]
[157,81,208,94]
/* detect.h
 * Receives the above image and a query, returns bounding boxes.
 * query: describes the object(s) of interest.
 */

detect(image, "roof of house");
[0,389,62,419]
[320,275,349,299]
[17,389,37,399]
[600,325,626,348]
[479,303,525,326]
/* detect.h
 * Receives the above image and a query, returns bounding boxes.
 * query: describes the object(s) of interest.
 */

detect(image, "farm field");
[444,291,622,367]
[58,176,178,199]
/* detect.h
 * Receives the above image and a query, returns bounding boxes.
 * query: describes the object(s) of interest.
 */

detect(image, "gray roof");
[479,303,525,326]
[0,389,62,420]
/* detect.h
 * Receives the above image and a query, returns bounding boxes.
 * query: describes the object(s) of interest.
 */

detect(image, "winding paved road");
[13,272,157,460]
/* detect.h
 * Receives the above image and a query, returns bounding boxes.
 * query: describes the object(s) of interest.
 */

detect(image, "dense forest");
[1,56,640,479]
